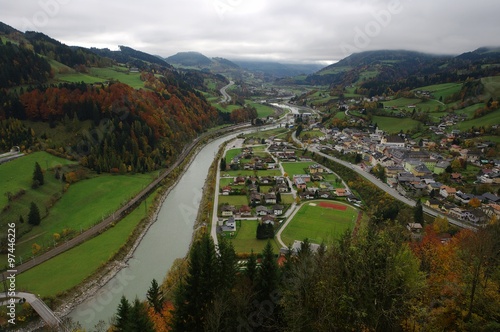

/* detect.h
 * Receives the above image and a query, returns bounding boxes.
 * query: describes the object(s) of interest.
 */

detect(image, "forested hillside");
[0,40,51,88]
[0,24,223,173]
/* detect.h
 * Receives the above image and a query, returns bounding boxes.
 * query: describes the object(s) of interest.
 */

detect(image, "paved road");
[0,291,65,329]
[219,81,234,103]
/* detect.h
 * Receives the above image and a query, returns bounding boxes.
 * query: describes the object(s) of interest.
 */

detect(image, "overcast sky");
[1,0,499,64]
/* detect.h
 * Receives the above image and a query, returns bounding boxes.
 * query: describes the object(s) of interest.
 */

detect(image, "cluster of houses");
[229,147,278,171]
[304,125,500,225]
[218,174,290,233]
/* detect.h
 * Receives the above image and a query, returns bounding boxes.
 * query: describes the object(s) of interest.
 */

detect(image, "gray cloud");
[1,0,499,63]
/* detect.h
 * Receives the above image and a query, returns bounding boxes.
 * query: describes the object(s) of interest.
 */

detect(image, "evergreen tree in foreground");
[147,279,163,314]
[113,295,154,332]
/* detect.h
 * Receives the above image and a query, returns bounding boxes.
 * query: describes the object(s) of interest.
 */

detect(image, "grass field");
[299,130,326,139]
[383,98,421,108]
[226,219,281,254]
[225,169,282,177]
[55,67,145,89]
[214,104,241,113]
[224,148,242,162]
[282,162,314,177]
[280,194,295,204]
[372,115,421,133]
[456,108,500,130]
[3,172,155,262]
[243,127,289,140]
[245,100,276,118]
[16,191,157,297]
[0,152,76,208]
[280,201,358,246]
[413,83,462,101]
[219,195,249,208]
[89,67,144,89]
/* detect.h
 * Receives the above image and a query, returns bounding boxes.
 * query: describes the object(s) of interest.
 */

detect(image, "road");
[0,291,65,330]
[219,81,234,103]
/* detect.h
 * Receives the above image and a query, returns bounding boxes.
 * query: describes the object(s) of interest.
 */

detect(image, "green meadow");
[0,152,155,261]
[282,162,315,177]
[372,115,420,133]
[16,192,157,297]
[280,201,358,246]
[226,219,281,255]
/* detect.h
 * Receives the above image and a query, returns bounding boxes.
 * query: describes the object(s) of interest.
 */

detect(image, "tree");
[256,241,280,302]
[130,298,155,332]
[414,199,424,224]
[173,234,218,332]
[295,124,303,137]
[147,279,163,314]
[114,296,132,331]
[276,191,282,203]
[220,157,226,171]
[245,250,258,284]
[32,162,44,188]
[28,201,41,226]
[468,197,481,208]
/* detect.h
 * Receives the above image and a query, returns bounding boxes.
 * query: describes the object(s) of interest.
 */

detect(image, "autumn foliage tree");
[13,80,219,173]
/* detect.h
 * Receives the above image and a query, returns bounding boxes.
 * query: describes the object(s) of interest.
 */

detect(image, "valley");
[0,19,499,332]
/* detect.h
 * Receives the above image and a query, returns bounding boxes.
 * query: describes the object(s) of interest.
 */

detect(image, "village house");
[275,183,289,193]
[239,205,252,217]
[273,204,284,216]
[221,186,232,195]
[262,215,276,225]
[294,177,307,190]
[250,192,263,204]
[335,188,347,197]
[293,174,311,183]
[308,164,324,174]
[406,222,423,239]
[462,209,488,224]
[426,198,440,209]
[221,204,236,217]
[448,207,464,220]
[440,185,457,199]
[256,206,269,216]
[381,135,406,148]
[455,191,474,204]
[234,176,246,185]
[265,192,277,205]
[221,217,236,232]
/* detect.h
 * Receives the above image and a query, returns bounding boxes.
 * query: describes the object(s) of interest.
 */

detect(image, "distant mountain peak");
[166,51,212,66]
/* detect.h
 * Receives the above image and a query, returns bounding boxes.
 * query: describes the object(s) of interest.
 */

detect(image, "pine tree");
[32,162,44,188]
[257,241,280,302]
[245,250,258,284]
[146,279,163,314]
[28,202,41,226]
[220,157,226,171]
[130,298,154,332]
[173,234,217,332]
[414,199,424,224]
[114,296,132,332]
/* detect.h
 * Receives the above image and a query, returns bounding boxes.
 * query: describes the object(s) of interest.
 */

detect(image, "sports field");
[280,201,358,246]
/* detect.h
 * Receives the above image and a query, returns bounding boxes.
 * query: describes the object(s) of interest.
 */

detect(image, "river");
[68,133,240,329]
